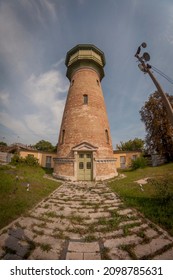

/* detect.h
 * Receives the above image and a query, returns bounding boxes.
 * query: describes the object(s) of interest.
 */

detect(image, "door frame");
[77,151,93,181]
[72,141,98,181]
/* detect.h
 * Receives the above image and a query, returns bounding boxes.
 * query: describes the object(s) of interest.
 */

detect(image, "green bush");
[11,154,39,166]
[131,156,147,170]
[11,153,23,165]
[25,155,39,166]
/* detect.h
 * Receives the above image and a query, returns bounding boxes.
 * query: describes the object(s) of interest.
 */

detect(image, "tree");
[34,140,56,152]
[116,138,144,151]
[140,91,173,161]
[0,142,7,146]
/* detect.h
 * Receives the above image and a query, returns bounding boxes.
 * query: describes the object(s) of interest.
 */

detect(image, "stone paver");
[0,181,173,260]
[68,241,100,253]
[153,247,173,260]
[133,236,172,259]
[66,252,83,260]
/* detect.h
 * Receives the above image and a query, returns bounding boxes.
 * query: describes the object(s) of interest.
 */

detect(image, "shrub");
[11,154,39,166]
[24,155,39,166]
[131,156,147,170]
[11,154,23,165]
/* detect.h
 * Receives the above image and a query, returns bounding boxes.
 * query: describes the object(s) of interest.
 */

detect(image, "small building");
[113,150,142,169]
[0,143,57,168]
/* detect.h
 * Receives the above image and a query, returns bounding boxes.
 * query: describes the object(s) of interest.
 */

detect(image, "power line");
[150,64,173,85]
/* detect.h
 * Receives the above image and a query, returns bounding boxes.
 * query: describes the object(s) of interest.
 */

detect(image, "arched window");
[105,129,109,144]
[83,94,88,104]
[61,129,65,144]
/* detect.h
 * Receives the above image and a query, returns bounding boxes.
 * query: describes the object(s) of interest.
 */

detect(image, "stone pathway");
[0,182,173,260]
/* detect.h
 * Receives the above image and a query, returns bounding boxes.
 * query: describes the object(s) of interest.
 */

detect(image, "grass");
[96,210,125,232]
[40,243,52,252]
[0,164,61,230]
[44,211,58,218]
[109,163,173,236]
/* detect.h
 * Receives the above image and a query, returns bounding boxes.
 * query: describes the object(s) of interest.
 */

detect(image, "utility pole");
[135,42,173,126]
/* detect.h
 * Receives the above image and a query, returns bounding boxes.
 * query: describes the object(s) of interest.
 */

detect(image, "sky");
[0,0,173,148]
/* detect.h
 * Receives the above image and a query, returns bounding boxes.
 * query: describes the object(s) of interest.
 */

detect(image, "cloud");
[0,64,69,144]
[15,0,57,26]
[0,91,10,108]
[0,111,29,136]
[0,0,68,144]
[0,1,40,83]
[0,0,59,82]
[22,67,69,143]
[26,69,68,105]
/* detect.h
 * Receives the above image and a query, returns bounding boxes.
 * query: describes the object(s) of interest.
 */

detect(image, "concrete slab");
[66,252,83,260]
[104,235,142,249]
[117,209,133,215]
[68,241,100,253]
[153,247,173,260]
[129,224,148,233]
[119,219,142,227]
[89,212,111,219]
[0,248,5,258]
[28,247,60,260]
[84,253,101,260]
[134,237,172,258]
[0,233,8,247]
[4,253,22,260]
[108,248,132,260]
[144,228,158,239]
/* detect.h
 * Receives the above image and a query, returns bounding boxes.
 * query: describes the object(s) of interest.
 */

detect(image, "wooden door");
[77,152,92,180]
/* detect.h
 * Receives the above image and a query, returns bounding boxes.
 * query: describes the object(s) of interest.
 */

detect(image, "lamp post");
[135,42,173,126]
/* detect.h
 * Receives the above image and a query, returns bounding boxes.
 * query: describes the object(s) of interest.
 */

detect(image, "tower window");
[83,94,88,104]
[71,80,74,86]
[105,129,109,144]
[96,79,100,86]
[61,129,65,144]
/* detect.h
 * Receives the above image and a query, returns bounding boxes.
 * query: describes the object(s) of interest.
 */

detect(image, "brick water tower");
[53,44,117,181]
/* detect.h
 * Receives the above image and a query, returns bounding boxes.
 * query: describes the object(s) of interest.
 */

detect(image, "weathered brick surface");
[53,162,74,178]
[96,162,116,180]
[57,68,113,158]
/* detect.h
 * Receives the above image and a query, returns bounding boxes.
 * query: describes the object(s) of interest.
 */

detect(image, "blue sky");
[0,0,173,148]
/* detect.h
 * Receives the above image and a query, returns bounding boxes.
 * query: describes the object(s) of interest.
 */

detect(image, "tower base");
[53,157,118,182]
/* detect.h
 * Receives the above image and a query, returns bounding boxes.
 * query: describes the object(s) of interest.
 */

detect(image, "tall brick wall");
[57,68,113,159]
[54,44,117,181]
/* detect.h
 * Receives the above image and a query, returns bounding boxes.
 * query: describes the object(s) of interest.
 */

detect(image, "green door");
[77,152,92,181]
